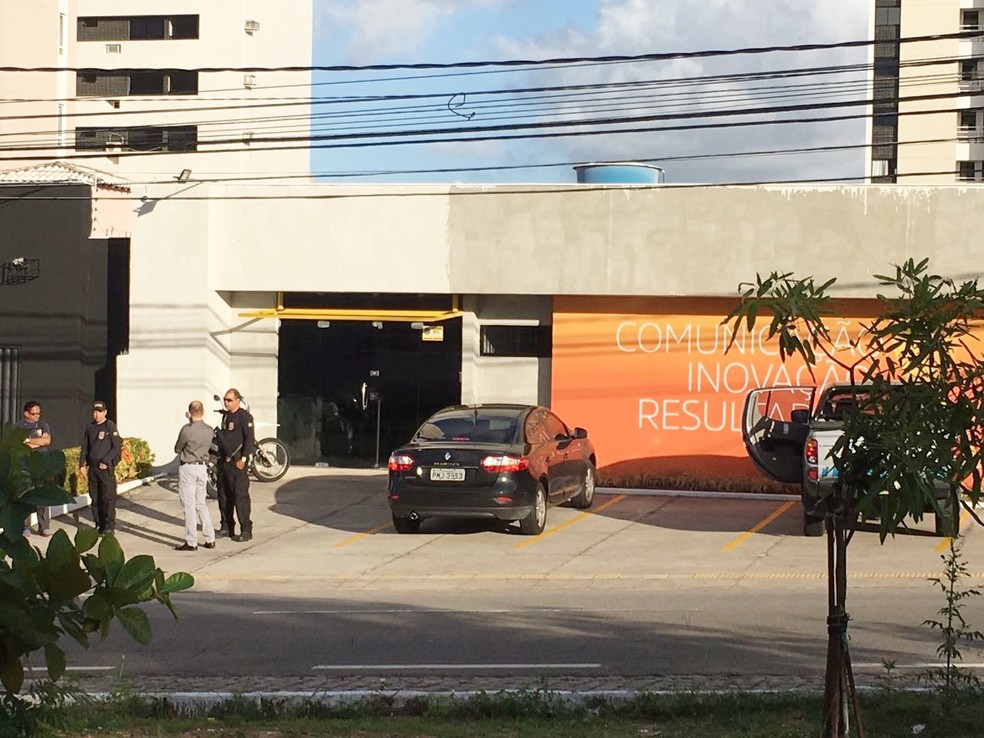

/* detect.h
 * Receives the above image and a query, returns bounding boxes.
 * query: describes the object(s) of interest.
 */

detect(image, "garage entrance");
[276,294,462,466]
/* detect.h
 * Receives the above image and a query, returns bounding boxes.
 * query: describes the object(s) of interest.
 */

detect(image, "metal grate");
[0,258,40,286]
[0,347,19,425]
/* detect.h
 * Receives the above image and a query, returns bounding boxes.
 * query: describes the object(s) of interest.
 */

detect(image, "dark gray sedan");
[387,404,597,535]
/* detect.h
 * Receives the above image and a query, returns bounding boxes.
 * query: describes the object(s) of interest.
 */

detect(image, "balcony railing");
[958,125,984,143]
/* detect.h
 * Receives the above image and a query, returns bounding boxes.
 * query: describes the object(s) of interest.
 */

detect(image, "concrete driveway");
[39,466,983,597]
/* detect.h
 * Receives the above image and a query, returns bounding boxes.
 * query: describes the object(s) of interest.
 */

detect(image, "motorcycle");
[206,394,290,498]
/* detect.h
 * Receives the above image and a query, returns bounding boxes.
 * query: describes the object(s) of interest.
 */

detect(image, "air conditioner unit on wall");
[243,74,256,89]
[105,43,121,53]
[244,19,260,34]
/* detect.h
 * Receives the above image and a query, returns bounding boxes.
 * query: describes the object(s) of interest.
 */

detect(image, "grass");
[27,687,984,738]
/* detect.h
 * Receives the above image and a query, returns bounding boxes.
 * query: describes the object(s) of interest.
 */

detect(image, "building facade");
[119,180,984,485]
[868,0,984,183]
[0,1,313,180]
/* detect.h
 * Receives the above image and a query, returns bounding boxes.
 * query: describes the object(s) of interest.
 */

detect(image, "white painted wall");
[0,0,74,162]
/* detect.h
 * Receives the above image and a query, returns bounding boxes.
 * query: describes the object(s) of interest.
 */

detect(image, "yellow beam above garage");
[238,307,463,323]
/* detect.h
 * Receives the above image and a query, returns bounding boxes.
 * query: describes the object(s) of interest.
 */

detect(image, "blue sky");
[310,0,870,185]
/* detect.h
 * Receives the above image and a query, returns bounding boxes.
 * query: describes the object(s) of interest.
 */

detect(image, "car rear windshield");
[815,386,898,421]
[413,414,519,444]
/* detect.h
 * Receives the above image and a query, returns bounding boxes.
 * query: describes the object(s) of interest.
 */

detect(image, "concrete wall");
[191,183,983,297]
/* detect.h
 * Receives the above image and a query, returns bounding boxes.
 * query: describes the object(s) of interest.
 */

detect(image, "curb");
[82,687,819,714]
[39,472,170,526]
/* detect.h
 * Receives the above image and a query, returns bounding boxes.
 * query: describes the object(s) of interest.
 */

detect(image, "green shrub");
[61,438,155,497]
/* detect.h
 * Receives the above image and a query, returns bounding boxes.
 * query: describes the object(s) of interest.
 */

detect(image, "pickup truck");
[741,384,958,537]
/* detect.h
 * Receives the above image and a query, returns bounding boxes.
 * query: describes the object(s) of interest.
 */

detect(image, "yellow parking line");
[514,494,627,550]
[334,521,393,548]
[935,510,971,553]
[722,501,796,552]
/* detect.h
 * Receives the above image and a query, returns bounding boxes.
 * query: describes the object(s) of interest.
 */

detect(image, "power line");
[0,30,976,74]
[0,84,971,161]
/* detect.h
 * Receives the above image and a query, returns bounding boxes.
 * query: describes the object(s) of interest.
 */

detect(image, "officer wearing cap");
[80,400,121,535]
[215,388,255,542]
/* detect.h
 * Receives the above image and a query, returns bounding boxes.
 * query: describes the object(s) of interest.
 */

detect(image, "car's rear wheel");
[803,512,824,537]
[519,484,547,535]
[392,514,421,534]
[569,462,595,509]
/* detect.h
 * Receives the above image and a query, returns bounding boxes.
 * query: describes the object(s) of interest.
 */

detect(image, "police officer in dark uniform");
[80,400,121,535]
[215,388,255,542]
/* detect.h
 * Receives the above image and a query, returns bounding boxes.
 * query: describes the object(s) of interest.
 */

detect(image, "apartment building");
[0,1,314,180]
[868,0,984,182]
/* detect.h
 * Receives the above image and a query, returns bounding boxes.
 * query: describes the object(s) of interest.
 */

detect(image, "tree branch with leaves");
[724,257,984,737]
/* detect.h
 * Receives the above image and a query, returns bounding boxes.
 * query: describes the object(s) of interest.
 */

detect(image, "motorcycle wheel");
[206,461,218,499]
[251,438,290,482]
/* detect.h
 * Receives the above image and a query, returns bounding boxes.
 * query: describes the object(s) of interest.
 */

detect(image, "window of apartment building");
[962,9,981,31]
[75,125,198,152]
[479,325,552,358]
[872,0,901,183]
[958,110,984,141]
[958,161,981,182]
[57,104,65,147]
[76,70,199,96]
[874,7,901,25]
[77,15,199,41]
[961,59,982,81]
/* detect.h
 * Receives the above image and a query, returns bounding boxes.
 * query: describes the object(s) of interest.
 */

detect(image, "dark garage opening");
[277,299,462,467]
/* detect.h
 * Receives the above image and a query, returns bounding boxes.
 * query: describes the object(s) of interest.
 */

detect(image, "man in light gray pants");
[173,400,216,551]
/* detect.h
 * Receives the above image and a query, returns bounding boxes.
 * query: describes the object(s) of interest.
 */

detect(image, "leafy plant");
[60,437,155,497]
[0,423,193,734]
[722,258,984,737]
[920,534,984,709]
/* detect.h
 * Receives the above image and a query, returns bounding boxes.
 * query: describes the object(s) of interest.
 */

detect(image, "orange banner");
[551,297,881,485]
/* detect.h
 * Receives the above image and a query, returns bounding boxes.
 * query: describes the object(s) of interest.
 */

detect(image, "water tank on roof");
[573,162,665,184]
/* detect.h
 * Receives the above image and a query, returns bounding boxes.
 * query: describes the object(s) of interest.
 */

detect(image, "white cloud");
[486,0,870,183]
[313,0,873,183]
[320,0,513,64]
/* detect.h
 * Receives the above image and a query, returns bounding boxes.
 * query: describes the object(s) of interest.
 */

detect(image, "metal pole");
[374,396,381,468]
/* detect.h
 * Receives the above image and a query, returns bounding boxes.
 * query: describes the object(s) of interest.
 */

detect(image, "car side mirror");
[573,427,588,439]
[790,409,810,424]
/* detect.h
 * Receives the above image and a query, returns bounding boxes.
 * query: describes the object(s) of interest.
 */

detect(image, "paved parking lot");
[40,466,983,596]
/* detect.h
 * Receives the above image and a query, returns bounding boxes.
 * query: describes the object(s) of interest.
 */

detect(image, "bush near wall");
[61,438,155,497]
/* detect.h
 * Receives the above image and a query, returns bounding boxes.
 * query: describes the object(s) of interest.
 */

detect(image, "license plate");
[430,467,465,482]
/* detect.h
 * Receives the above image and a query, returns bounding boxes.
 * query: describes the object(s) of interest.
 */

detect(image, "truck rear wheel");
[934,497,960,538]
[803,512,824,537]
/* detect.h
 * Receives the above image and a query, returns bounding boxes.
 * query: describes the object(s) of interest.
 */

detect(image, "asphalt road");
[30,467,984,693]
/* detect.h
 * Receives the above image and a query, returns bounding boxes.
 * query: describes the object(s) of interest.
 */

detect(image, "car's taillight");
[481,454,529,473]
[388,454,415,472]
[805,438,818,465]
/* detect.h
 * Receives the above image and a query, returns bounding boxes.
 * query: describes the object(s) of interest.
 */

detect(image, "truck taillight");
[387,454,415,472]
[805,438,818,465]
